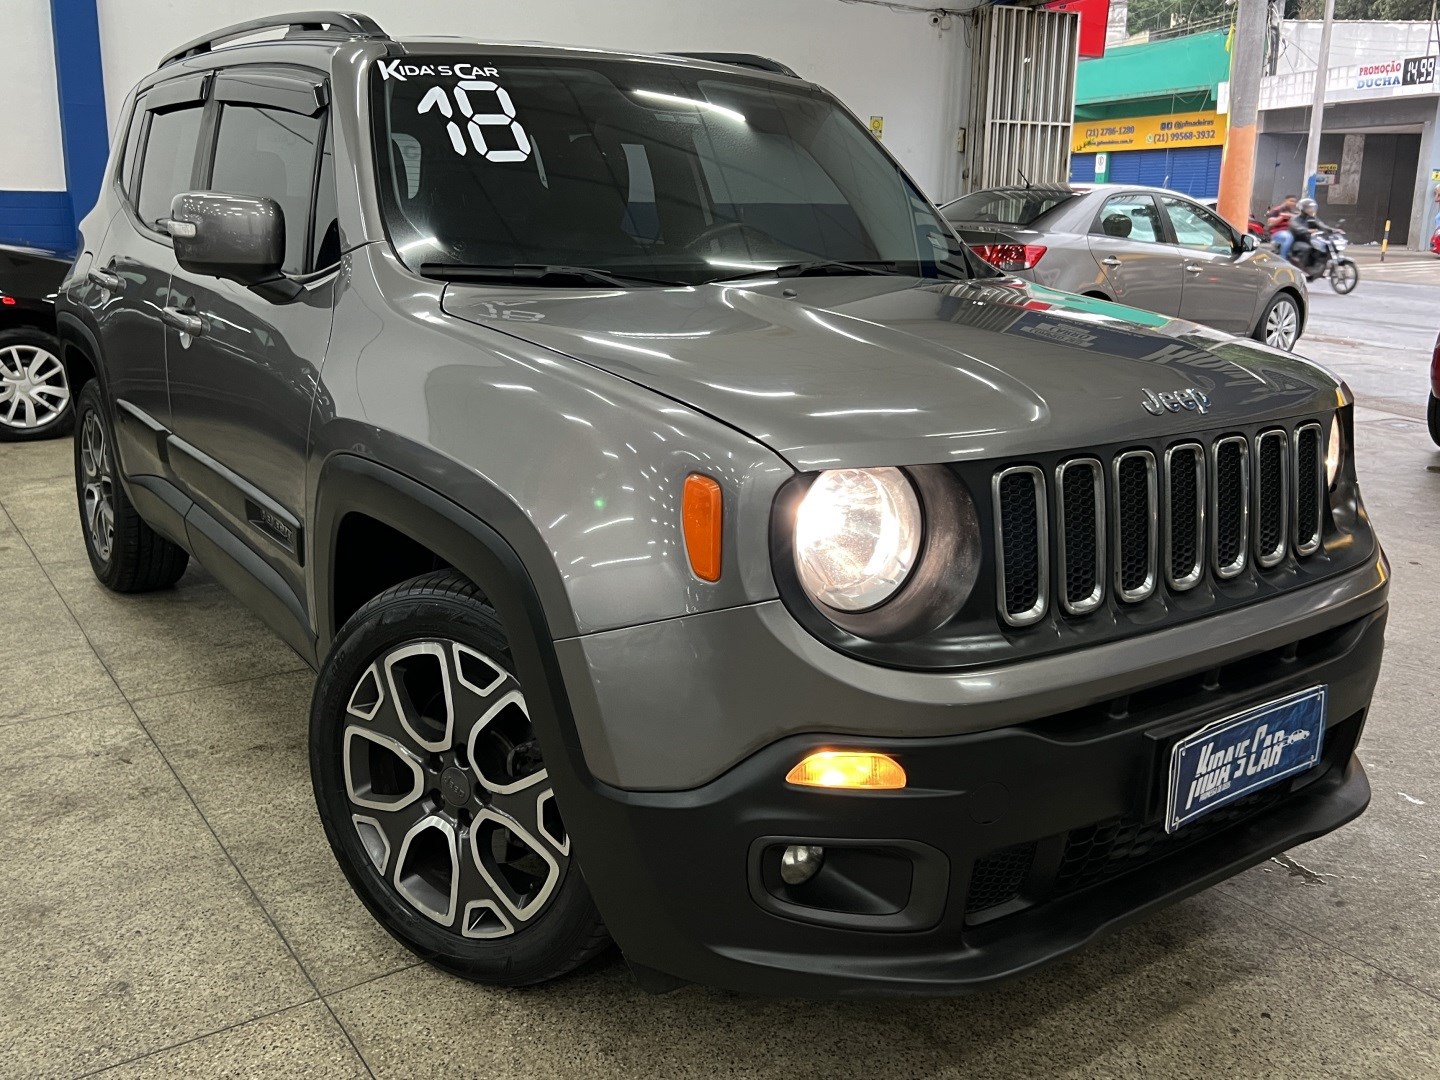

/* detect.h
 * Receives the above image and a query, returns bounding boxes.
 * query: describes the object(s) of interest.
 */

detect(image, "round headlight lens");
[794,468,922,612]
[1326,413,1342,488]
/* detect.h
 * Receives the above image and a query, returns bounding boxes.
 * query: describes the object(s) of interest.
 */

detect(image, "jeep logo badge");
[1141,387,1211,416]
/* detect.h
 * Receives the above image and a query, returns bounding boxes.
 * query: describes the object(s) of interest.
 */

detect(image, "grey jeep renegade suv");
[57,13,1387,996]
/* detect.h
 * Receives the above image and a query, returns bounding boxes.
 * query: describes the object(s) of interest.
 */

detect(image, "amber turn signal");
[682,473,723,582]
[785,751,907,790]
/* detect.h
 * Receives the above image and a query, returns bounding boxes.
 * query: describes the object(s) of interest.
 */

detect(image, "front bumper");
[561,593,1386,996]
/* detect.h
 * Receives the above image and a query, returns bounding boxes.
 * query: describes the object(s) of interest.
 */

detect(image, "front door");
[1160,195,1267,336]
[1086,192,1185,318]
[89,76,208,479]
[163,69,339,605]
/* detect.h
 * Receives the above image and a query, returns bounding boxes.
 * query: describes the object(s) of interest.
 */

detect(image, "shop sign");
[1071,110,1227,154]
[1356,55,1436,90]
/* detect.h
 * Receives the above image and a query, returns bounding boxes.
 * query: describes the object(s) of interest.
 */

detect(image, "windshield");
[942,190,1077,227]
[371,55,975,285]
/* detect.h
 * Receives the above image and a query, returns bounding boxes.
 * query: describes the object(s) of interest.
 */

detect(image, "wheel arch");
[310,453,596,783]
[55,310,103,395]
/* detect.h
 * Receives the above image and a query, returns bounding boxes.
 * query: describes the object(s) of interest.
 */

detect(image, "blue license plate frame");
[1165,686,1327,833]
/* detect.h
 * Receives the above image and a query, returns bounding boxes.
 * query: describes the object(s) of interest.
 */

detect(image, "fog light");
[785,751,907,790]
[780,844,825,885]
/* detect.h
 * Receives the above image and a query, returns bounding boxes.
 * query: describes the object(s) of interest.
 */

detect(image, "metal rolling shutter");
[1069,153,1096,183]
[1106,147,1222,199]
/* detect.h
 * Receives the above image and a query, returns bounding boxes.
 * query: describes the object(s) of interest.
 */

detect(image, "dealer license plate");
[1165,686,1327,833]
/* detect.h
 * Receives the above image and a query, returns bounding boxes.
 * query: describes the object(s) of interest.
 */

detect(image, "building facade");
[1069,29,1232,200]
[1257,20,1440,250]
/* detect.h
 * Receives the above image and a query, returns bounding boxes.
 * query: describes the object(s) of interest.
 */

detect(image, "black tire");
[1255,292,1302,352]
[1330,259,1359,295]
[0,327,74,441]
[1429,394,1440,447]
[310,569,609,986]
[73,380,189,591]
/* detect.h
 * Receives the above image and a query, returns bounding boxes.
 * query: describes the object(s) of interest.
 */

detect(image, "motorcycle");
[1290,228,1358,295]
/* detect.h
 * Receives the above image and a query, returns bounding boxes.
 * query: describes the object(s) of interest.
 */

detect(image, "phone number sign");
[1071,110,1227,154]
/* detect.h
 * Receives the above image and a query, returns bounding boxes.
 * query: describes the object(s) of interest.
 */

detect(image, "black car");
[0,242,73,441]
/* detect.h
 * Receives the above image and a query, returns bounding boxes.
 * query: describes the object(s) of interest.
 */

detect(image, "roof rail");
[666,52,800,78]
[158,11,389,69]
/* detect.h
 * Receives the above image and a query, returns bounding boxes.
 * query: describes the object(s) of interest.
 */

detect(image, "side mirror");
[166,191,299,300]
[1240,232,1258,252]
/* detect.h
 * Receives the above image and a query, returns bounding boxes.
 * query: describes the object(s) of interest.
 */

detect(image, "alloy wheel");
[79,411,115,562]
[0,344,69,430]
[1264,298,1299,351]
[342,639,569,939]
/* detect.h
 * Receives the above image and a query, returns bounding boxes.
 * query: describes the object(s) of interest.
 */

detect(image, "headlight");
[794,468,922,611]
[1326,413,1342,488]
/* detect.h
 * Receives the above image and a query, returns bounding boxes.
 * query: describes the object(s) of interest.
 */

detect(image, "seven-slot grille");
[992,426,1326,626]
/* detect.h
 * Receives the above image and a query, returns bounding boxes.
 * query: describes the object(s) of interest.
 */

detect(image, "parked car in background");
[940,184,1308,352]
[1430,330,1439,446]
[0,242,73,441]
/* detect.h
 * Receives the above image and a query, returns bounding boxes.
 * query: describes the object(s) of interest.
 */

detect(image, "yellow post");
[1381,219,1391,261]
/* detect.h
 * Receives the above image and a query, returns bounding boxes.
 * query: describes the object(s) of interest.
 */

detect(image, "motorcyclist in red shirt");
[1267,195,1297,260]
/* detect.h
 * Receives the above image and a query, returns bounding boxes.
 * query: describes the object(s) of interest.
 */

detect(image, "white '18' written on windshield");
[417,81,533,163]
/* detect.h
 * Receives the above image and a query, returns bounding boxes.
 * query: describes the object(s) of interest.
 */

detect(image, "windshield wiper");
[419,263,683,288]
[711,259,905,283]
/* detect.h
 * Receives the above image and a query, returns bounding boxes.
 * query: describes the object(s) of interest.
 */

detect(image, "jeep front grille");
[993,465,1047,626]
[990,425,1326,627]
[1055,459,1104,615]
[1293,423,1323,556]
[1163,443,1205,590]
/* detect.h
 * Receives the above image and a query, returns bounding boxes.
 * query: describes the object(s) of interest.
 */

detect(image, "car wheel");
[73,380,189,591]
[1429,394,1440,447]
[1256,293,1301,352]
[0,328,73,441]
[310,569,610,985]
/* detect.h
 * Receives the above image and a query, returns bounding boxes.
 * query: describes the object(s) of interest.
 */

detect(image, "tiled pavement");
[1,393,1438,1077]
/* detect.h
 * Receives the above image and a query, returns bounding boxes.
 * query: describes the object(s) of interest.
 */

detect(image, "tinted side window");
[136,106,204,227]
[311,118,339,271]
[208,103,322,274]
[1093,195,1162,244]
[1162,196,1235,254]
[118,98,146,198]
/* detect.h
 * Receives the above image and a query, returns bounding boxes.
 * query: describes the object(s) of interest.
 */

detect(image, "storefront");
[1068,28,1232,199]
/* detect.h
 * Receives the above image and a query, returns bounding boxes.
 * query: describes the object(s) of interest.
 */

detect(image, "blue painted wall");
[0,191,74,252]
[0,0,106,253]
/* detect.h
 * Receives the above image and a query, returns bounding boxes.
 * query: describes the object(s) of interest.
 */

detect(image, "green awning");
[1075,29,1232,106]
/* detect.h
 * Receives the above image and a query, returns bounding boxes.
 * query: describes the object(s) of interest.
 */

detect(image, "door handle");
[88,268,123,291]
[1101,256,1121,267]
[161,306,205,337]
[1185,263,1204,274]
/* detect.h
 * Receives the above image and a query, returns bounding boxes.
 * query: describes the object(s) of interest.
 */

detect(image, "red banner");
[1045,0,1111,59]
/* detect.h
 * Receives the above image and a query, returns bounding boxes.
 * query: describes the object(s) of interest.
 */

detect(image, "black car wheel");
[1256,293,1301,352]
[0,328,73,441]
[73,380,189,591]
[1429,394,1440,447]
[310,570,610,985]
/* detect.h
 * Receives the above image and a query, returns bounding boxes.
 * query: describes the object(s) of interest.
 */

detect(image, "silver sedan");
[940,184,1308,351]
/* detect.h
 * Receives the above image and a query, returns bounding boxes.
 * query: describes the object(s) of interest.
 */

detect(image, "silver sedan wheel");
[0,344,70,430]
[343,640,568,938]
[1263,297,1300,351]
[79,411,115,562]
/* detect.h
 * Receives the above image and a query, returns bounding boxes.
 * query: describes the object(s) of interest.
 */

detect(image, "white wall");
[1275,20,1439,75]
[93,0,971,199]
[0,1,68,190]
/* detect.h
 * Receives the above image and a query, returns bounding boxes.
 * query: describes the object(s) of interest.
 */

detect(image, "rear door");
[1159,194,1267,335]
[1086,192,1185,316]
[163,66,339,612]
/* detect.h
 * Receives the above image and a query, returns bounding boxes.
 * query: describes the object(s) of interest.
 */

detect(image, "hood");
[440,275,1340,470]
